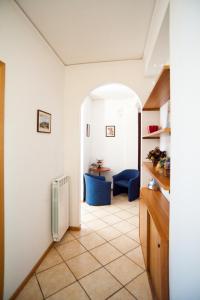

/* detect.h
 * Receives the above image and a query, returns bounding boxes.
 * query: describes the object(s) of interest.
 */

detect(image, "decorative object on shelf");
[106,125,115,137]
[37,110,51,133]
[156,157,170,177]
[147,125,159,133]
[96,159,103,168]
[86,124,90,137]
[146,147,167,167]
[148,178,160,191]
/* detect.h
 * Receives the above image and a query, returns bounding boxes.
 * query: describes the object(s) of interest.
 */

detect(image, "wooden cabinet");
[139,197,149,267]
[140,188,169,300]
[149,217,162,300]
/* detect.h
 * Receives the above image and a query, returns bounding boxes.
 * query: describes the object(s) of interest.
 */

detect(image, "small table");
[89,167,111,176]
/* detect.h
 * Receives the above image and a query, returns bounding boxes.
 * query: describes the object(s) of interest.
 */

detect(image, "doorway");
[80,83,141,203]
[0,61,5,297]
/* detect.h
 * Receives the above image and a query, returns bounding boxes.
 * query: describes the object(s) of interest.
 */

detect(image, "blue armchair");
[113,169,140,201]
[84,173,111,206]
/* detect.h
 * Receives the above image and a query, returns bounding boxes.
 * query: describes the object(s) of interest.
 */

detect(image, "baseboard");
[10,241,54,300]
[69,225,81,231]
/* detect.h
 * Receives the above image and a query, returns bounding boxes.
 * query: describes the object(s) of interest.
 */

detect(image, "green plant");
[146,147,167,163]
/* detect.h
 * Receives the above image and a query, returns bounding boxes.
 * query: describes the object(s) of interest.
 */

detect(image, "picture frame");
[106,125,115,137]
[86,124,90,137]
[37,110,51,133]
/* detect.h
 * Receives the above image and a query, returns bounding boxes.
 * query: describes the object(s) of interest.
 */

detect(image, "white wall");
[64,60,154,227]
[90,98,138,182]
[80,96,92,198]
[160,101,170,155]
[0,1,65,298]
[170,1,200,299]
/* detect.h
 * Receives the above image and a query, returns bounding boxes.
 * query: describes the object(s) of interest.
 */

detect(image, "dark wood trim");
[138,112,141,173]
[69,226,81,231]
[10,242,54,300]
[142,108,160,111]
[0,61,5,298]
[143,137,160,140]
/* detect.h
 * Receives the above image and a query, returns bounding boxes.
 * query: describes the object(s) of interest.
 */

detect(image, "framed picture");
[106,125,115,137]
[37,110,51,133]
[86,124,90,137]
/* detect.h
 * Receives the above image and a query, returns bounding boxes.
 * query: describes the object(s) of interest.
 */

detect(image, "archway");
[80,83,141,206]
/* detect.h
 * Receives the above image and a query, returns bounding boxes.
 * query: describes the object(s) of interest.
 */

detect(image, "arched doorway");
[80,83,141,205]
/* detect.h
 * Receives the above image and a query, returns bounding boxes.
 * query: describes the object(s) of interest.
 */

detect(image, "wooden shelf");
[143,128,171,139]
[143,162,170,191]
[143,66,170,111]
[140,187,169,240]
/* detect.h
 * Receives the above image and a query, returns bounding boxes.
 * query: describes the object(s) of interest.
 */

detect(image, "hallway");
[16,195,152,300]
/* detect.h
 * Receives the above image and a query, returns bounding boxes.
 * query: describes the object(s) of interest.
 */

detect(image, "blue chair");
[113,169,140,201]
[84,173,111,206]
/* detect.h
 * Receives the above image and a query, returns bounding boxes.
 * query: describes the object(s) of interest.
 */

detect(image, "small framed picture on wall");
[86,124,90,137]
[106,125,115,137]
[37,110,51,133]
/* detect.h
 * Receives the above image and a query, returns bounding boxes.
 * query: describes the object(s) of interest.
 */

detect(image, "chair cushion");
[115,180,129,188]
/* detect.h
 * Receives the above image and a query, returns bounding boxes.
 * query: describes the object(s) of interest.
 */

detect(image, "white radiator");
[51,176,69,242]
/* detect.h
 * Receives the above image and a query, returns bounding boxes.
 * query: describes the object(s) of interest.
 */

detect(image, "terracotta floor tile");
[46,282,89,300]
[114,210,133,220]
[108,288,136,300]
[56,240,86,260]
[66,252,101,279]
[70,225,93,238]
[103,214,122,225]
[36,263,76,298]
[92,209,110,218]
[36,248,63,273]
[112,220,136,233]
[54,231,75,246]
[126,246,145,269]
[90,243,122,265]
[126,228,140,243]
[16,276,43,300]
[105,256,143,285]
[109,235,139,254]
[126,272,152,300]
[79,268,122,300]
[97,226,122,241]
[78,232,105,250]
[87,219,107,231]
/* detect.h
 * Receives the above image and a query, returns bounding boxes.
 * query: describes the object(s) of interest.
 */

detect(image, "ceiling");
[15,0,155,66]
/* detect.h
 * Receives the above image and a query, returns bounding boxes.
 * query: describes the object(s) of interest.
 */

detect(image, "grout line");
[34,274,45,299]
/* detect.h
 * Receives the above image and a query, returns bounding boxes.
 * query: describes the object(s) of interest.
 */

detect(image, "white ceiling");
[15,0,155,65]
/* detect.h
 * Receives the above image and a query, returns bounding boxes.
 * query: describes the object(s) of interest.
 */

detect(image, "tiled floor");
[16,194,152,300]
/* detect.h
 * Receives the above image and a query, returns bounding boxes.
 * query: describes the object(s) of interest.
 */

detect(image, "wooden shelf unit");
[140,187,169,300]
[143,66,170,111]
[143,128,171,139]
[143,162,170,191]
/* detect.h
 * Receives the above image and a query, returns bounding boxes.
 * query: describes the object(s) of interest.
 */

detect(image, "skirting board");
[69,225,81,231]
[10,242,54,300]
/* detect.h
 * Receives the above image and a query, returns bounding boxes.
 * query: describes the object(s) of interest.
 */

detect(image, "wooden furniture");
[143,65,170,111]
[140,187,169,300]
[143,127,171,139]
[140,65,170,300]
[89,166,111,176]
[143,162,170,191]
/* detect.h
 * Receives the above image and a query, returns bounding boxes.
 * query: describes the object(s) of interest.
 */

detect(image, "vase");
[152,160,159,167]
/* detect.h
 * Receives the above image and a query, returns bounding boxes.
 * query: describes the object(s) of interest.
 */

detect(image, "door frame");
[0,61,5,297]
[138,112,141,173]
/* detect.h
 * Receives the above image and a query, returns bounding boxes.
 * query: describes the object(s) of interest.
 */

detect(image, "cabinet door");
[139,197,148,268]
[149,217,162,299]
